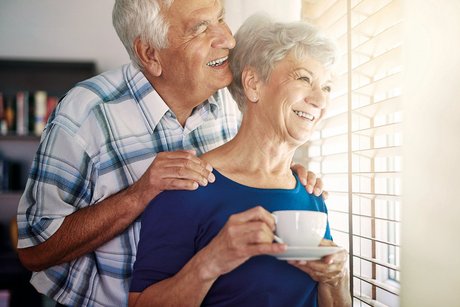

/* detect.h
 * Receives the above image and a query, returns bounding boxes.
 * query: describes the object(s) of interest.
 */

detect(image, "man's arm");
[17,150,214,271]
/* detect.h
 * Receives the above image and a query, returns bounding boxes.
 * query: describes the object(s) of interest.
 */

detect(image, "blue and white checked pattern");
[16,63,241,306]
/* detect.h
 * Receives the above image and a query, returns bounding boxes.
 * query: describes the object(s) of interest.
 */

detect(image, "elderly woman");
[129,14,351,307]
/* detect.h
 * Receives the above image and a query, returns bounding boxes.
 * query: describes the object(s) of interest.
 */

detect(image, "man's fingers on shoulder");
[291,163,308,186]
[313,177,323,196]
[164,178,199,191]
[321,190,329,200]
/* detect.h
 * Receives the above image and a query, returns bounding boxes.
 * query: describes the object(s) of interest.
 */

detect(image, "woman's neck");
[201,115,298,189]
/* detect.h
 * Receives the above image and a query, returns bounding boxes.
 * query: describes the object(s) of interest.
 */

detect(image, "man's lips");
[207,56,228,67]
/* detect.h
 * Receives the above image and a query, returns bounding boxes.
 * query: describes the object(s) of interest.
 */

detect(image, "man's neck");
[144,71,213,127]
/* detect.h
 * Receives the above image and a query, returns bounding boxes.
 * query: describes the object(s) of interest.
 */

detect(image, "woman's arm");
[318,269,351,307]
[129,206,286,307]
[288,239,351,307]
[129,247,217,307]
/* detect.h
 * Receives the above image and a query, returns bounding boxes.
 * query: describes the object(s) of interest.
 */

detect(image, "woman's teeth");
[207,56,228,67]
[294,110,314,121]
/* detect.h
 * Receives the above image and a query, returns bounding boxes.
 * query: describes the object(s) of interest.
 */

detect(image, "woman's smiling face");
[256,53,332,145]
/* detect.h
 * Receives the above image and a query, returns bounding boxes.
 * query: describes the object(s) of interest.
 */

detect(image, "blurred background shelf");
[0,58,96,307]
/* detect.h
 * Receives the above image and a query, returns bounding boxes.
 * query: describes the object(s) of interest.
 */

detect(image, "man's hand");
[287,239,348,287]
[131,150,215,205]
[291,162,328,199]
[197,206,286,280]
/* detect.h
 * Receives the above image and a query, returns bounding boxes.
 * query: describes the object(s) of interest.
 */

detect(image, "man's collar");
[125,63,169,133]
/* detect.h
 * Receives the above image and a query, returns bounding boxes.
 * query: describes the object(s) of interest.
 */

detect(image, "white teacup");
[272,210,327,247]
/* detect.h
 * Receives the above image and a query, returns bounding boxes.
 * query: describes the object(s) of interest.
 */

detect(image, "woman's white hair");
[228,14,338,112]
[112,0,174,69]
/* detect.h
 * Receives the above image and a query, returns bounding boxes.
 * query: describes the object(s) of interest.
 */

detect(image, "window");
[298,0,402,306]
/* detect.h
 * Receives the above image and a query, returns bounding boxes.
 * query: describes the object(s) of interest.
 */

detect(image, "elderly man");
[16,0,323,306]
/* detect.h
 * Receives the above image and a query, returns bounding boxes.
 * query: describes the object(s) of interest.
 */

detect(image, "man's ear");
[242,67,261,102]
[134,37,162,77]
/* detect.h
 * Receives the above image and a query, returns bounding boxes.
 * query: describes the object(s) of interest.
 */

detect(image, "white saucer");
[271,246,343,261]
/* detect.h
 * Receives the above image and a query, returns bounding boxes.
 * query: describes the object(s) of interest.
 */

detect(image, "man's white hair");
[112,0,174,69]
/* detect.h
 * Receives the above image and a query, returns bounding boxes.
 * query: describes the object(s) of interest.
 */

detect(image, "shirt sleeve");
[16,121,95,248]
[130,190,199,292]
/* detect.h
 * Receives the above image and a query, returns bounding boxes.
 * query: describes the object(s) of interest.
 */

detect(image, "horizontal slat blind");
[300,0,402,306]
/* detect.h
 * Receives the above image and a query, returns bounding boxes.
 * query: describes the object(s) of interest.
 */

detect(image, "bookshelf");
[0,58,96,307]
[0,58,96,199]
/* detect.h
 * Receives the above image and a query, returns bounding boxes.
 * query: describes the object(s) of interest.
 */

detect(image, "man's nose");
[210,23,236,49]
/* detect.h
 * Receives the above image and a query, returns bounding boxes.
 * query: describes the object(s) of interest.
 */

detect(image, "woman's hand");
[287,239,348,287]
[197,206,286,280]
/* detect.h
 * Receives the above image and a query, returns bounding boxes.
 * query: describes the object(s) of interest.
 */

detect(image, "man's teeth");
[207,56,228,67]
[294,110,315,121]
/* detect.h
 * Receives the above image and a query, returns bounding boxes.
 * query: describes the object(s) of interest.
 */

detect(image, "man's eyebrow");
[191,20,209,32]
[189,7,225,33]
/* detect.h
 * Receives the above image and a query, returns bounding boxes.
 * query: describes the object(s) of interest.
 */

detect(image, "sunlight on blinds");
[298,0,402,306]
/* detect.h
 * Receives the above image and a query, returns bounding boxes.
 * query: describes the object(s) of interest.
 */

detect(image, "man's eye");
[298,76,311,83]
[196,25,207,34]
[218,17,225,23]
[322,86,332,93]
[193,22,208,35]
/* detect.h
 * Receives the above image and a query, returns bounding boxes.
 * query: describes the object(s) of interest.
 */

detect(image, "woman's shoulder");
[143,179,229,219]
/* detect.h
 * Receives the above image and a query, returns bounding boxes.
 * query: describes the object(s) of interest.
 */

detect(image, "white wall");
[0,0,301,72]
[402,0,460,306]
[0,0,129,72]
[224,0,301,33]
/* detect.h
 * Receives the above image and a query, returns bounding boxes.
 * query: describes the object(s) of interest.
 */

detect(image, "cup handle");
[271,213,284,243]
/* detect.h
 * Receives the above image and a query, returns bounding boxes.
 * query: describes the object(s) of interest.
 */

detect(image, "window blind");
[299,0,402,306]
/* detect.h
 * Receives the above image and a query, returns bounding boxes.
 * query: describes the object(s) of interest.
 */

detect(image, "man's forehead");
[165,0,223,34]
[166,0,222,16]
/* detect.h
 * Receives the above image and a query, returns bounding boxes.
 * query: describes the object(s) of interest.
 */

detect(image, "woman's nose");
[210,23,236,50]
[309,86,328,109]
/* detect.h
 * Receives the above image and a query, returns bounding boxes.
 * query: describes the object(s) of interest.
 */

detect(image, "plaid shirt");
[16,63,241,306]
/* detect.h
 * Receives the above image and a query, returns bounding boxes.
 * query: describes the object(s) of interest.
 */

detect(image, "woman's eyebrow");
[294,67,314,77]
[218,7,225,19]
[295,67,332,84]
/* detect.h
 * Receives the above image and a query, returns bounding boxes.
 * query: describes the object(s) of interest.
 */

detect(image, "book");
[0,92,5,135]
[46,96,58,124]
[15,91,29,135]
[4,96,15,134]
[34,91,47,136]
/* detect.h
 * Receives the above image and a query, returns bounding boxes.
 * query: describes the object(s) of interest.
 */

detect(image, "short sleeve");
[16,122,95,248]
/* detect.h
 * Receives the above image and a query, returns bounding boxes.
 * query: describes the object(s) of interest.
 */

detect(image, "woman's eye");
[298,76,311,83]
[322,86,332,93]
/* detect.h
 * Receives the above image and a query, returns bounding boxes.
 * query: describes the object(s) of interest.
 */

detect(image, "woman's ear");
[134,37,162,76]
[242,67,261,102]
